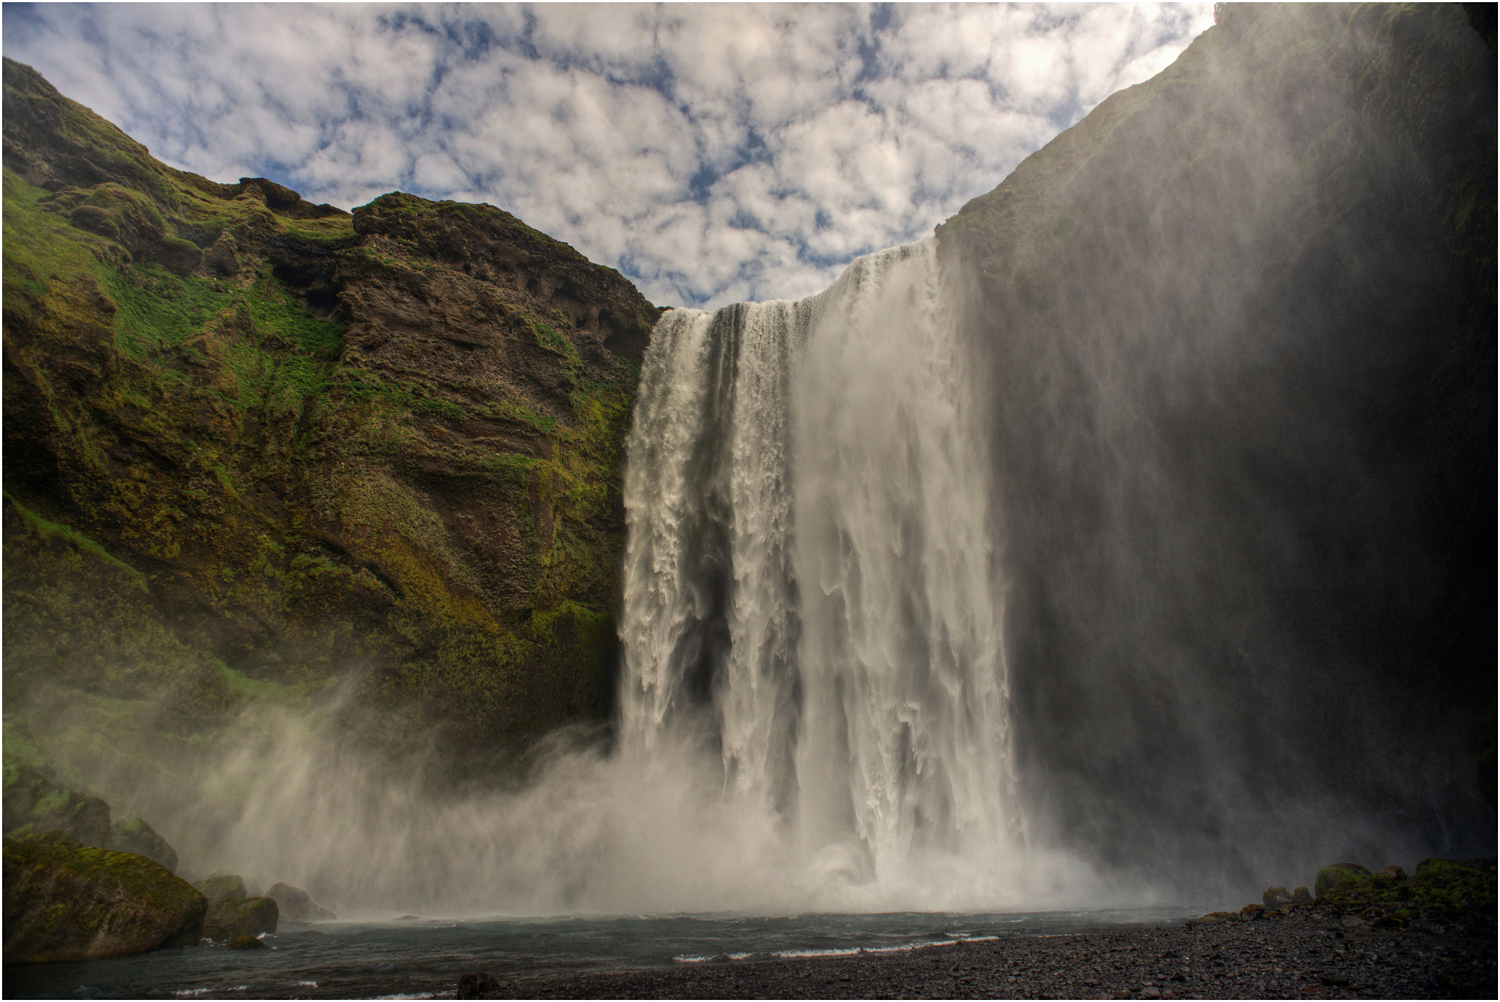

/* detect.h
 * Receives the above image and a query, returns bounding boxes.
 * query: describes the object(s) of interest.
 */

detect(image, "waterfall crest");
[621,239,1022,892]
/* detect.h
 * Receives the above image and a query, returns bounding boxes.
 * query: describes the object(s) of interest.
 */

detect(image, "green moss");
[527,315,581,365]
[4,493,146,586]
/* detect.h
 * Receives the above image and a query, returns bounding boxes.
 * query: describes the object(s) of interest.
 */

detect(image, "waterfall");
[620,239,1021,893]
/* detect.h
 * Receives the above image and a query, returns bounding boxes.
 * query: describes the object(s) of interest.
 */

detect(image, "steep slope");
[2,57,661,802]
[937,3,1495,881]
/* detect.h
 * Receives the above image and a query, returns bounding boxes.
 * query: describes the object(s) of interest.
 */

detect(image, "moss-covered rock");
[2,836,206,961]
[1315,863,1373,898]
[224,933,267,950]
[206,895,277,938]
[1,761,110,846]
[193,874,247,904]
[109,813,177,873]
[1311,857,1497,927]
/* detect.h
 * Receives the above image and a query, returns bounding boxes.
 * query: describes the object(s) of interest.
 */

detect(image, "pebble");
[446,907,1496,999]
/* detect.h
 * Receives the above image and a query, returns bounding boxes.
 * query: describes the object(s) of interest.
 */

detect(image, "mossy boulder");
[205,896,277,938]
[193,874,248,904]
[2,835,206,962]
[2,762,110,846]
[266,881,334,921]
[108,814,177,873]
[1263,886,1293,909]
[1315,863,1373,898]
[224,933,267,950]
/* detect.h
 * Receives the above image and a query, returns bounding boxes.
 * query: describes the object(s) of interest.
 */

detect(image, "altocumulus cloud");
[3,2,1213,307]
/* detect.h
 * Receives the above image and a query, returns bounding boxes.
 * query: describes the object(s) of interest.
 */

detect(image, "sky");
[3,3,1214,308]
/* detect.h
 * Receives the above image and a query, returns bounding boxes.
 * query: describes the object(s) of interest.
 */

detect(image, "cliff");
[2,56,660,796]
[937,3,1496,875]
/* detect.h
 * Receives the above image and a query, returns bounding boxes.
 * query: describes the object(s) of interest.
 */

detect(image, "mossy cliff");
[937,3,1495,878]
[2,57,661,797]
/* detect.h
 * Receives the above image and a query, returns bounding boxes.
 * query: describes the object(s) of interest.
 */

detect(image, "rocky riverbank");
[451,905,1496,1000]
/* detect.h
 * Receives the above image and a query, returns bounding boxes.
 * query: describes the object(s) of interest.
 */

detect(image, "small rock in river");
[224,934,267,950]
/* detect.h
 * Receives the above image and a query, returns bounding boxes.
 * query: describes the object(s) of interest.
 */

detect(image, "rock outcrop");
[194,874,249,904]
[2,54,661,806]
[936,1,1496,881]
[109,814,178,872]
[3,833,206,962]
[266,881,335,921]
[205,895,278,938]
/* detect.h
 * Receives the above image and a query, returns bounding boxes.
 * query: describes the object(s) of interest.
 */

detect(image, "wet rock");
[3,835,206,962]
[2,764,111,847]
[202,923,229,941]
[193,874,248,904]
[1186,911,1238,926]
[1263,886,1293,909]
[1239,903,1264,921]
[206,896,278,938]
[108,814,178,873]
[457,972,504,999]
[1315,863,1372,897]
[1383,866,1408,882]
[1292,886,1312,905]
[224,934,267,950]
[267,881,335,921]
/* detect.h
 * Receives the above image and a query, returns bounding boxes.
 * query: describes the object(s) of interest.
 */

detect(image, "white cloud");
[3,2,1214,308]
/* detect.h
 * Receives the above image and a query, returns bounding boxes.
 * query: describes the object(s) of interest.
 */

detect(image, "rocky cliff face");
[938,4,1495,877]
[2,57,660,800]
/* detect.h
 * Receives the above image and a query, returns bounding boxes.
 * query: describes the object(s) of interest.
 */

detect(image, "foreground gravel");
[449,908,1496,999]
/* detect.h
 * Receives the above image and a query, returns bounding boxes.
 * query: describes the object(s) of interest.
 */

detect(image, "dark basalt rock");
[266,881,334,921]
[2,835,206,962]
[206,896,278,938]
[109,814,178,873]
[194,874,249,904]
[224,933,268,950]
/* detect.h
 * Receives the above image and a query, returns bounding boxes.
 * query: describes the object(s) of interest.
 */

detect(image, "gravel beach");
[452,908,1496,1000]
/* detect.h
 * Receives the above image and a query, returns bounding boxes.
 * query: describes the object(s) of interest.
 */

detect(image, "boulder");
[2,764,111,847]
[1314,863,1372,897]
[206,896,278,938]
[267,882,335,921]
[109,814,178,873]
[3,834,206,962]
[1292,886,1312,905]
[225,934,267,950]
[1414,857,1486,883]
[1263,886,1293,909]
[1382,866,1408,882]
[1239,903,1264,921]
[194,874,248,904]
[1186,911,1238,926]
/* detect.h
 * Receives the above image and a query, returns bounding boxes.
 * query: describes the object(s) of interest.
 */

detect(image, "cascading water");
[620,239,1024,900]
[161,240,1101,918]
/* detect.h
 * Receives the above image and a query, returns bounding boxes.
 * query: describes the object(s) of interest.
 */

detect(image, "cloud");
[3,2,1214,308]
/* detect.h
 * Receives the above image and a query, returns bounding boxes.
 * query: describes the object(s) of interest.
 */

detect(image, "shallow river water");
[5,907,1206,999]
